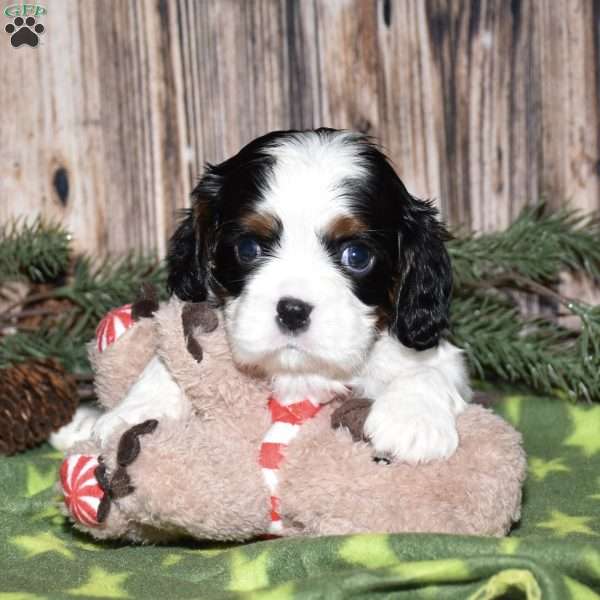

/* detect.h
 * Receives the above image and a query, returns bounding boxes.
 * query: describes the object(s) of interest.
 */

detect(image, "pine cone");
[0,359,79,455]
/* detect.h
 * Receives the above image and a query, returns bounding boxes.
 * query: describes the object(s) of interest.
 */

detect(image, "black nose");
[276,297,313,333]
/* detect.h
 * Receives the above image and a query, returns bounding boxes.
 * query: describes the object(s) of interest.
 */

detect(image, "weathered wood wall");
[1,0,599,261]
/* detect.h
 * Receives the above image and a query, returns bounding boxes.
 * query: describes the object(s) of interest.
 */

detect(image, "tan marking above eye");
[240,212,280,237]
[327,215,368,240]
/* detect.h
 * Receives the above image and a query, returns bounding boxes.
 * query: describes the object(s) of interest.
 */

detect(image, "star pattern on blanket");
[563,404,600,457]
[473,569,541,599]
[30,502,64,526]
[339,534,398,569]
[497,538,521,555]
[500,395,524,426]
[162,553,183,567]
[2,393,600,599]
[26,463,59,497]
[228,549,271,592]
[11,531,74,560]
[590,477,600,501]
[536,510,597,538]
[529,457,570,481]
[68,566,130,598]
[529,456,571,481]
[584,548,600,579]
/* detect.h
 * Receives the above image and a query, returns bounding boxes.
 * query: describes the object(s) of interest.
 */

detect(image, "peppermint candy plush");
[96,304,134,352]
[60,454,104,527]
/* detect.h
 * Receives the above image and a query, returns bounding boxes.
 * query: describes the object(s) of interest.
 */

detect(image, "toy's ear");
[167,168,222,302]
[391,198,452,351]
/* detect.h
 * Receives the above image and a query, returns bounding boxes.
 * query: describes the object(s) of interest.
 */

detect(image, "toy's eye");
[340,243,375,276]
[235,237,262,264]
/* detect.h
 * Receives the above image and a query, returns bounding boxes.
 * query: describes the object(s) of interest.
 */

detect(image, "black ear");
[166,208,206,301]
[166,169,221,302]
[391,199,452,351]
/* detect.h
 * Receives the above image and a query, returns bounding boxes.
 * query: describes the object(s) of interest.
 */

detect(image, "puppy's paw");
[50,405,103,451]
[91,356,189,448]
[363,398,459,464]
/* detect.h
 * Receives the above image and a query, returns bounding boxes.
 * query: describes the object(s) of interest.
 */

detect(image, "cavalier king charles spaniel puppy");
[167,128,471,463]
[52,128,471,463]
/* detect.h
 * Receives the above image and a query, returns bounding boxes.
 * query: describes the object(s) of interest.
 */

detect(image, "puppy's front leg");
[363,370,467,464]
[92,355,191,448]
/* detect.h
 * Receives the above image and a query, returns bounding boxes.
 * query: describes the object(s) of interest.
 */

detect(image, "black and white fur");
[53,129,471,463]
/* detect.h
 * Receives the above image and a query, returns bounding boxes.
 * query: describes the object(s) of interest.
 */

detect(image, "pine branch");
[0,218,71,284]
[0,315,89,373]
[448,203,600,401]
[449,204,600,288]
[65,253,167,320]
[0,254,167,373]
[450,292,600,402]
[2,206,600,404]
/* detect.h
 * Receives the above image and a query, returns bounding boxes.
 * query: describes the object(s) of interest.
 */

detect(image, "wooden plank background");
[1,0,599,266]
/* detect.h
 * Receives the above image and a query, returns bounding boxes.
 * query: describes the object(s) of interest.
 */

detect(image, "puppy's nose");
[276,297,313,333]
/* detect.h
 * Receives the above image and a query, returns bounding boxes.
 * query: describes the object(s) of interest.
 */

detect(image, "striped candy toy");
[95,304,134,353]
[60,454,104,527]
[259,396,322,535]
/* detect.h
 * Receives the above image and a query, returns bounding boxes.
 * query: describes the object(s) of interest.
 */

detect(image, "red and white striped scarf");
[259,396,322,535]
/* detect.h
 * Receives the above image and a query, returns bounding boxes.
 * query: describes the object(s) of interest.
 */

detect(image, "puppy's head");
[168,129,451,379]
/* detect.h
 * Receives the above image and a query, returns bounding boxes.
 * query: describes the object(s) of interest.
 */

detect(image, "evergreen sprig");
[449,294,600,402]
[448,205,600,288]
[0,218,71,284]
[448,203,600,402]
[54,254,167,325]
[0,219,167,374]
[0,317,89,373]
[1,209,600,402]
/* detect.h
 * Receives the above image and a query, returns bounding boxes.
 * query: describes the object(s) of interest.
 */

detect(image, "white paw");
[92,356,190,447]
[91,409,147,447]
[49,405,103,452]
[363,397,459,464]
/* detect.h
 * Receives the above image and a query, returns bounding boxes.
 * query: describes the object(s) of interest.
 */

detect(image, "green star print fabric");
[1,394,599,599]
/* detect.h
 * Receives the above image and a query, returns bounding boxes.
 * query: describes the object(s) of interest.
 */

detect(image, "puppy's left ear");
[391,198,452,351]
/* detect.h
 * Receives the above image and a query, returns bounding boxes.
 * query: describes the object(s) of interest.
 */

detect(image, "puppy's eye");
[340,243,375,275]
[235,237,262,264]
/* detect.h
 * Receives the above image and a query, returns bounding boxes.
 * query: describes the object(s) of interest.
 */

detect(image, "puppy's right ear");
[166,208,206,301]
[167,169,221,301]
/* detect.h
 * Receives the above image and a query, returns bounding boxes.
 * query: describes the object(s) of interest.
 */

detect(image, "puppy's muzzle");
[276,297,313,333]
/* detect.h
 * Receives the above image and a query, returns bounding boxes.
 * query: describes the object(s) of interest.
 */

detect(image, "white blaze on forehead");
[257,131,368,235]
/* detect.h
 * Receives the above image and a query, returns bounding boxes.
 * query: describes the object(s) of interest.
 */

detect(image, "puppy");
[52,128,471,463]
[167,128,471,463]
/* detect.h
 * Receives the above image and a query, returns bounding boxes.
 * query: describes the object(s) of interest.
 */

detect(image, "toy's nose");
[276,297,313,333]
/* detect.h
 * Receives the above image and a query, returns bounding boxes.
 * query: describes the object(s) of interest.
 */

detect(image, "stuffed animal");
[59,297,526,542]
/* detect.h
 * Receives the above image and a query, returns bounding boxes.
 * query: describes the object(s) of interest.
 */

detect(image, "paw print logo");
[5,16,44,48]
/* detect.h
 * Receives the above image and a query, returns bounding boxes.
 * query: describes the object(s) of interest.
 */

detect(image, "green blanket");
[1,395,599,600]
